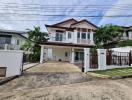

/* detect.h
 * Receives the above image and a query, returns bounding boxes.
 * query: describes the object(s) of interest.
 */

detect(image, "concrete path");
[26,61,81,73]
[23,63,38,70]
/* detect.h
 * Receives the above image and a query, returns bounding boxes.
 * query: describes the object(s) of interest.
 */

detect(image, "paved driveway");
[26,61,81,73]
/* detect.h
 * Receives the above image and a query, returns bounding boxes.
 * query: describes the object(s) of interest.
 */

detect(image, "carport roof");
[39,42,95,48]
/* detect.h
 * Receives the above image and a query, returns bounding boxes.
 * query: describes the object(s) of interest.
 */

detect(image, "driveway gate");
[90,49,98,69]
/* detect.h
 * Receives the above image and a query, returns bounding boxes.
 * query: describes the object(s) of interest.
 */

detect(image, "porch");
[39,42,93,65]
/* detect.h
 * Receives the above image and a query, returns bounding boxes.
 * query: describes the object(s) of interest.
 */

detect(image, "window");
[75,52,84,61]
[0,37,11,44]
[81,33,86,39]
[77,32,80,38]
[65,52,68,57]
[87,33,90,39]
[16,39,20,45]
[68,32,71,39]
[55,33,63,41]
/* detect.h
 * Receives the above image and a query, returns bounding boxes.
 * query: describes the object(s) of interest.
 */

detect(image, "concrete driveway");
[26,61,81,73]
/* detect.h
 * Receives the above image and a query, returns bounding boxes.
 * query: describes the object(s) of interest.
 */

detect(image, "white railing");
[77,38,91,44]
[49,37,66,42]
[0,44,20,50]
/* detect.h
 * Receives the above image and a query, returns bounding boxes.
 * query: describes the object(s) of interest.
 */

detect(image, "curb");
[87,72,111,79]
[0,75,19,85]
[110,75,132,80]
[87,72,132,80]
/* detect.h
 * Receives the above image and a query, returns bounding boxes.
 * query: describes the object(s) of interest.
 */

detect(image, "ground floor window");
[75,52,84,61]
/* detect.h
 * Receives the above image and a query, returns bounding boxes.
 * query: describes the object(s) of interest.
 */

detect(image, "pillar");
[90,30,94,45]
[70,48,75,63]
[40,46,44,64]
[97,49,106,70]
[84,48,90,73]
[4,44,8,50]
[72,29,77,43]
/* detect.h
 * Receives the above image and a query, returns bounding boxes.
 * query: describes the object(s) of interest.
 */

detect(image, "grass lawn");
[91,67,132,77]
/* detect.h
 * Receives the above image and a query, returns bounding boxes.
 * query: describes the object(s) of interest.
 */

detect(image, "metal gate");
[106,50,132,66]
[90,49,98,69]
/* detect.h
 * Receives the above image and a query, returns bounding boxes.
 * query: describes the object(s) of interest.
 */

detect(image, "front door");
[75,52,84,62]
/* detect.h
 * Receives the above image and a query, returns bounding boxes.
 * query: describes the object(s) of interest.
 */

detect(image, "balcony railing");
[49,37,66,42]
[77,38,91,44]
[0,44,20,50]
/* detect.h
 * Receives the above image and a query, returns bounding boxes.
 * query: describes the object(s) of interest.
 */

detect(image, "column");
[84,48,90,73]
[4,44,8,50]
[90,30,94,45]
[70,48,75,63]
[40,46,44,64]
[72,29,77,43]
[97,49,106,70]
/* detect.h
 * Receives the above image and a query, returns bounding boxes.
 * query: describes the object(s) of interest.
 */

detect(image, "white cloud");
[99,0,132,26]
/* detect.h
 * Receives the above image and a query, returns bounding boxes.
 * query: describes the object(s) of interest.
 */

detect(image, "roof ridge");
[70,19,98,28]
[51,18,78,26]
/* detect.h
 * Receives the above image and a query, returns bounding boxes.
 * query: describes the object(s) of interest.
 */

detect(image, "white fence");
[0,50,23,77]
[84,49,132,72]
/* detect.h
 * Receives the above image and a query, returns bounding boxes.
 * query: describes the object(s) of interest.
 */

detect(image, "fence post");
[97,49,106,70]
[129,50,132,66]
[84,48,90,73]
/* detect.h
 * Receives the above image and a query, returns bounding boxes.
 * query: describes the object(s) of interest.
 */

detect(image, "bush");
[118,40,132,47]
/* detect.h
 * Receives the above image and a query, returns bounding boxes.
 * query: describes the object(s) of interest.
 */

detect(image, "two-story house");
[0,29,29,50]
[40,18,97,64]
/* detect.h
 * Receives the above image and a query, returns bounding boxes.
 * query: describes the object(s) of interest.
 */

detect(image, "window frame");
[68,32,71,39]
[55,33,63,41]
[87,33,90,39]
[81,32,86,39]
[77,32,80,38]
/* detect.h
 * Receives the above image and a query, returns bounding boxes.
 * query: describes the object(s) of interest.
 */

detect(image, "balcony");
[49,37,66,42]
[0,44,20,50]
[77,38,92,44]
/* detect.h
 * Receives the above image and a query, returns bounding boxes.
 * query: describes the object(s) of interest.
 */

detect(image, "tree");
[23,26,49,62]
[27,26,49,43]
[94,24,123,48]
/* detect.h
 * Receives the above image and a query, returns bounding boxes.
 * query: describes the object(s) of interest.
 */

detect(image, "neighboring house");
[0,29,29,50]
[40,18,97,63]
[121,26,132,40]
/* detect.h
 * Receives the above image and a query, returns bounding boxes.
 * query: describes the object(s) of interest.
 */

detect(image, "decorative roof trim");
[52,18,77,26]
[70,19,98,28]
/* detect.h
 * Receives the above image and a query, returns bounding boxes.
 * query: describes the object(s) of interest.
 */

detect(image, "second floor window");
[55,33,63,41]
[77,32,80,38]
[0,35,11,44]
[68,32,71,39]
[81,33,86,39]
[87,33,90,39]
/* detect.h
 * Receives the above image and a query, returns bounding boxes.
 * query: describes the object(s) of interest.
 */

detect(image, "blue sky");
[0,0,131,32]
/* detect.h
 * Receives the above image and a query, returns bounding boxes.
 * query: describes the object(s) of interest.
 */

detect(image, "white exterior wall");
[48,49,53,60]
[52,48,70,61]
[0,50,23,77]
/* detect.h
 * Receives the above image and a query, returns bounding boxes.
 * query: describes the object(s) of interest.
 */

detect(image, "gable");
[52,19,77,27]
[71,21,97,30]
[56,20,77,27]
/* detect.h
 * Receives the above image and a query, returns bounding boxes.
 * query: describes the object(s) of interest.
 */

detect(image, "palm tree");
[22,26,49,62]
[27,26,49,43]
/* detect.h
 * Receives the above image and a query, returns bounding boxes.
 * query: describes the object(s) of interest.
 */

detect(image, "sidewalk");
[23,63,39,70]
